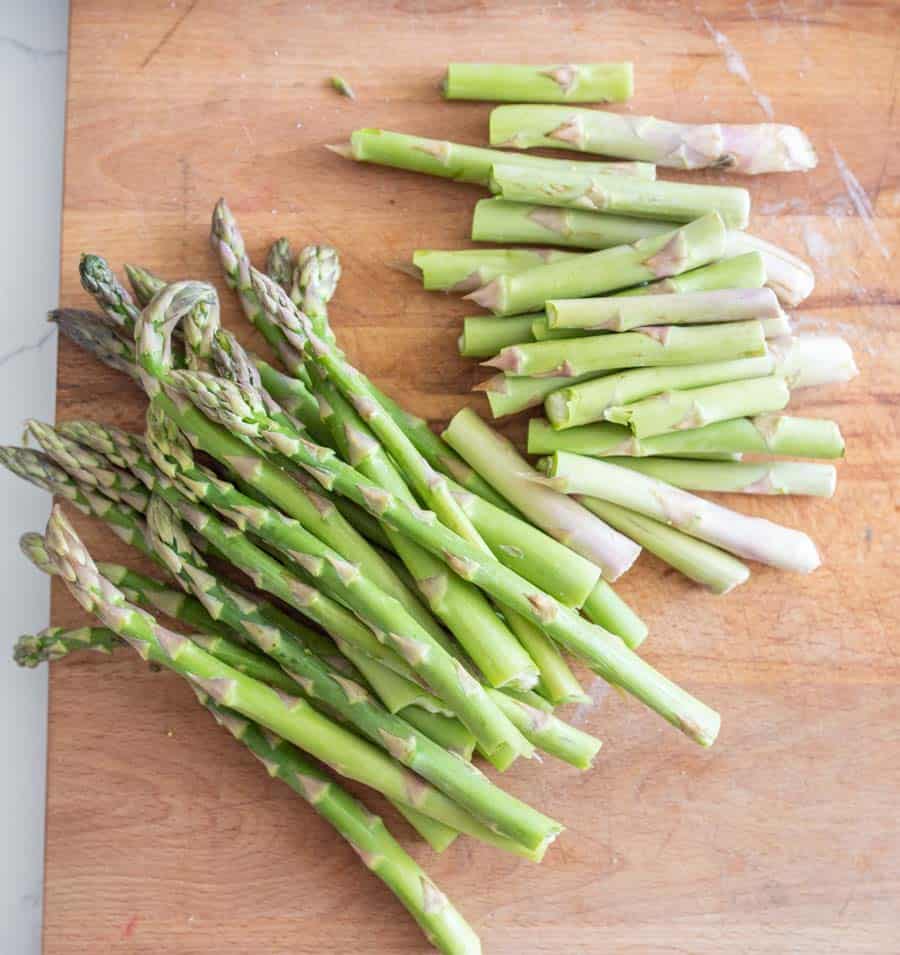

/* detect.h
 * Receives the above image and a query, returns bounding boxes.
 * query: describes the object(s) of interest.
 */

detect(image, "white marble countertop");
[0,1,68,950]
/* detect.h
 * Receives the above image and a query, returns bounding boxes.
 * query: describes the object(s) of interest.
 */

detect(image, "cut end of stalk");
[472,374,508,395]
[481,348,522,373]
[464,278,504,313]
[324,142,354,159]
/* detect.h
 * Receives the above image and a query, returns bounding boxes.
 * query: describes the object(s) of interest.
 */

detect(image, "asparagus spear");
[49,308,142,381]
[165,371,720,746]
[471,199,812,306]
[530,312,791,343]
[79,253,141,333]
[443,62,633,103]
[145,493,558,848]
[489,163,751,228]
[546,288,783,333]
[124,263,166,305]
[413,249,580,294]
[544,355,774,429]
[538,453,820,573]
[331,128,656,187]
[42,505,548,860]
[580,580,649,649]
[266,237,295,291]
[465,212,727,315]
[605,375,791,438]
[441,406,639,581]
[459,315,539,358]
[15,627,478,953]
[575,499,750,594]
[489,105,817,174]
[602,457,836,497]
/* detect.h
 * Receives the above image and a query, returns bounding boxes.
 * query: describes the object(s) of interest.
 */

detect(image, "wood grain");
[45,1,899,952]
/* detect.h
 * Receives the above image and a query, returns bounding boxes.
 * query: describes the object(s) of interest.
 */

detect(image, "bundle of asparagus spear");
[4,64,851,952]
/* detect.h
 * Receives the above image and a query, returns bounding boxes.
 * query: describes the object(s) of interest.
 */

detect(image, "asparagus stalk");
[166,372,720,746]
[470,198,812,306]
[538,453,820,573]
[443,62,633,103]
[544,355,775,429]
[602,457,836,497]
[332,128,656,188]
[0,446,159,561]
[546,288,783,333]
[414,249,580,294]
[147,408,534,762]
[530,312,790,343]
[43,505,550,860]
[266,237,295,291]
[772,335,858,389]
[124,263,166,305]
[486,321,767,379]
[580,580,648,647]
[472,198,671,250]
[576,499,750,594]
[78,253,141,333]
[605,374,791,438]
[465,212,727,315]
[16,632,478,953]
[443,407,640,582]
[489,105,817,174]
[528,415,842,460]
[459,315,538,358]
[490,163,751,228]
[146,494,556,848]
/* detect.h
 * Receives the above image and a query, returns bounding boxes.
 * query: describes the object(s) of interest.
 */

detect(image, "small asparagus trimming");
[443,62,633,103]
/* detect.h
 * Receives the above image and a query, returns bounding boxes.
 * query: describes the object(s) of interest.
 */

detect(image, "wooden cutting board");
[46,1,899,951]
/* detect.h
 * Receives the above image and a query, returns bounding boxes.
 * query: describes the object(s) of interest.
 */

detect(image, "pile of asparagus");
[328,72,854,596]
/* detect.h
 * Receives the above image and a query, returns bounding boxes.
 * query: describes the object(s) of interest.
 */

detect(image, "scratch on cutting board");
[802,223,834,272]
[702,18,774,119]
[571,677,612,727]
[831,147,890,260]
[121,914,140,938]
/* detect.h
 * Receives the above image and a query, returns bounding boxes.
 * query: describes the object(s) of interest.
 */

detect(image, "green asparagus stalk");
[332,495,394,549]
[145,493,556,848]
[48,308,142,382]
[165,371,720,746]
[530,311,791,343]
[580,580,648,647]
[487,321,766,379]
[266,237,295,291]
[459,315,539,358]
[55,420,155,488]
[43,505,550,860]
[13,625,119,667]
[477,369,603,419]
[602,457,837,497]
[465,212,727,315]
[544,354,775,429]
[538,452,820,573]
[489,163,751,228]
[605,374,791,438]
[331,128,655,188]
[576,499,750,594]
[589,414,842,459]
[0,446,158,560]
[472,198,671,249]
[443,62,633,103]
[414,249,581,293]
[443,407,640,582]
[489,105,817,174]
[546,287,783,332]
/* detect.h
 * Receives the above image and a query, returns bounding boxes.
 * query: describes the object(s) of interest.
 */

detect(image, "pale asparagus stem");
[414,249,580,293]
[485,320,767,379]
[473,198,672,249]
[576,498,750,594]
[164,373,720,746]
[772,335,858,388]
[724,232,814,306]
[144,495,556,848]
[266,237,295,291]
[489,104,818,174]
[528,415,845,460]
[539,452,820,573]
[546,288,784,332]
[466,212,727,315]
[147,408,534,763]
[441,407,641,582]
[335,128,656,187]
[44,506,554,861]
[460,315,539,358]
[470,198,811,306]
[605,375,791,438]
[489,163,751,228]
[444,62,633,103]
[531,312,790,342]
[544,355,775,429]
[49,308,142,381]
[0,447,159,561]
[602,457,837,497]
